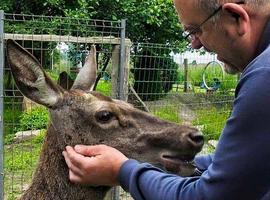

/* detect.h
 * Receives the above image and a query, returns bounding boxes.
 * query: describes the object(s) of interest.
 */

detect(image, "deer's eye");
[95,111,115,123]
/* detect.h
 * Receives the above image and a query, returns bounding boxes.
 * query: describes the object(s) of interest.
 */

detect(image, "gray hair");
[196,0,269,24]
[197,0,269,14]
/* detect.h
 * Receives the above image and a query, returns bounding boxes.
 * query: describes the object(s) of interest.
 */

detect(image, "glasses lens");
[182,31,194,42]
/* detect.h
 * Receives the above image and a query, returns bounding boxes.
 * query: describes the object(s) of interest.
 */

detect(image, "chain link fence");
[0,12,239,200]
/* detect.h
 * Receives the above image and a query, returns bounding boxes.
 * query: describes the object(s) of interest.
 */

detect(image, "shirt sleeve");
[194,154,214,172]
[118,67,270,200]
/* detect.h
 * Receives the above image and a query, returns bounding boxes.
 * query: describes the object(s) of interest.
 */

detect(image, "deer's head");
[6,39,204,176]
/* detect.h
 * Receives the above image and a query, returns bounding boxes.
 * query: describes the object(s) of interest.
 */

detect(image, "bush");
[45,70,60,81]
[96,80,112,96]
[133,48,178,101]
[4,101,23,144]
[17,106,49,131]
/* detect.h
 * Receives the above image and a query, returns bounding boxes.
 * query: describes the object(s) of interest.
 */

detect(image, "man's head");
[174,0,270,74]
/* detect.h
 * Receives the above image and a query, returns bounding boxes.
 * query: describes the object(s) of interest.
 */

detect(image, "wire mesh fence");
[0,12,239,200]
[1,12,130,200]
[129,43,238,142]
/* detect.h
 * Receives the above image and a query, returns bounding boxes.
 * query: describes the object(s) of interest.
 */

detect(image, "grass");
[152,105,181,123]
[149,95,232,141]
[4,130,45,200]
[193,105,232,140]
[177,64,239,93]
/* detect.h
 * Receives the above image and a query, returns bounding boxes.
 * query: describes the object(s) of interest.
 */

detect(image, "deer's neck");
[20,124,110,200]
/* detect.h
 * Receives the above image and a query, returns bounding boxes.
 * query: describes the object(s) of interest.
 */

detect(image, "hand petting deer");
[6,39,204,200]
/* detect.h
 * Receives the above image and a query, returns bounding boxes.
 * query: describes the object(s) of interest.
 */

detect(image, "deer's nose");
[188,131,204,147]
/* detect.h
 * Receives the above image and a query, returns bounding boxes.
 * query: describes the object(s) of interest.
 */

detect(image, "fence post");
[0,10,5,200]
[184,58,188,92]
[123,44,131,102]
[111,45,120,99]
[119,19,126,101]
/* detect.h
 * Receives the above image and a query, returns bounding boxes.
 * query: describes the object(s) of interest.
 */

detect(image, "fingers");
[62,145,128,186]
[62,150,83,176]
[65,146,92,168]
[68,169,86,184]
[63,147,95,184]
[74,144,108,156]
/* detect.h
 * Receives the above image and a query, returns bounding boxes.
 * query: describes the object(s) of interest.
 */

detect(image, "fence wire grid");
[0,12,239,200]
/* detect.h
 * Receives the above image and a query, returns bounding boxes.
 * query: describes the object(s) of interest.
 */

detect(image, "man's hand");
[62,144,128,186]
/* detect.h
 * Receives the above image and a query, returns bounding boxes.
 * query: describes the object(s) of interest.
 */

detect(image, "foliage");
[133,55,163,101]
[113,0,183,45]
[66,43,88,68]
[96,80,112,97]
[0,0,80,16]
[4,105,23,144]
[17,106,49,131]
[1,0,188,103]
[133,47,179,101]
[45,70,60,81]
[0,0,185,47]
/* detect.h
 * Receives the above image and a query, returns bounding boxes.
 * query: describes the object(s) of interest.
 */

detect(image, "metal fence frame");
[0,10,5,200]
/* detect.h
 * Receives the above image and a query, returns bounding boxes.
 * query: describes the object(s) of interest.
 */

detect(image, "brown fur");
[6,39,204,200]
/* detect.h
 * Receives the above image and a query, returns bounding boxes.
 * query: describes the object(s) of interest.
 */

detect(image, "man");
[63,0,270,199]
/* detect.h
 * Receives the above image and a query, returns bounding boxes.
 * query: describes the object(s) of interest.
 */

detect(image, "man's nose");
[191,37,203,49]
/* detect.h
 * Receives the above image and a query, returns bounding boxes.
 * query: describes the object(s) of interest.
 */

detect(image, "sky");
[173,51,218,65]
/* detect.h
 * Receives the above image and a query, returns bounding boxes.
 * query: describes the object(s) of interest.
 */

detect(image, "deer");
[6,39,204,200]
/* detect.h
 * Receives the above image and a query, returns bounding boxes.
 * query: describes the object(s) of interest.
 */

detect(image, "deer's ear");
[6,39,64,108]
[71,45,97,91]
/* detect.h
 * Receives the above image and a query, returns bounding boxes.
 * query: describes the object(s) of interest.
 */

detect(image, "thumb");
[74,144,108,156]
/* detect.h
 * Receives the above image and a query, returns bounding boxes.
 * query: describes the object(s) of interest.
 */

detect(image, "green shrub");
[4,104,23,144]
[133,48,178,101]
[45,70,60,81]
[96,80,112,96]
[17,106,49,131]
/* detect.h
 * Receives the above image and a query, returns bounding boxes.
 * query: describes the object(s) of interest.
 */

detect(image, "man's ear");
[222,3,250,36]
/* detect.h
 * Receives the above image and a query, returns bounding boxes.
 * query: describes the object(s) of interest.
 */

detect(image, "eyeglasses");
[183,1,245,42]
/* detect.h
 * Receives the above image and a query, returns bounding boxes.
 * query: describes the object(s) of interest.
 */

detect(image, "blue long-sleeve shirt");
[118,19,270,200]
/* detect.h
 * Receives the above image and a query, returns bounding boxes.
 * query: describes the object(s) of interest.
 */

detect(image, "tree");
[0,0,186,46]
[1,0,185,98]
